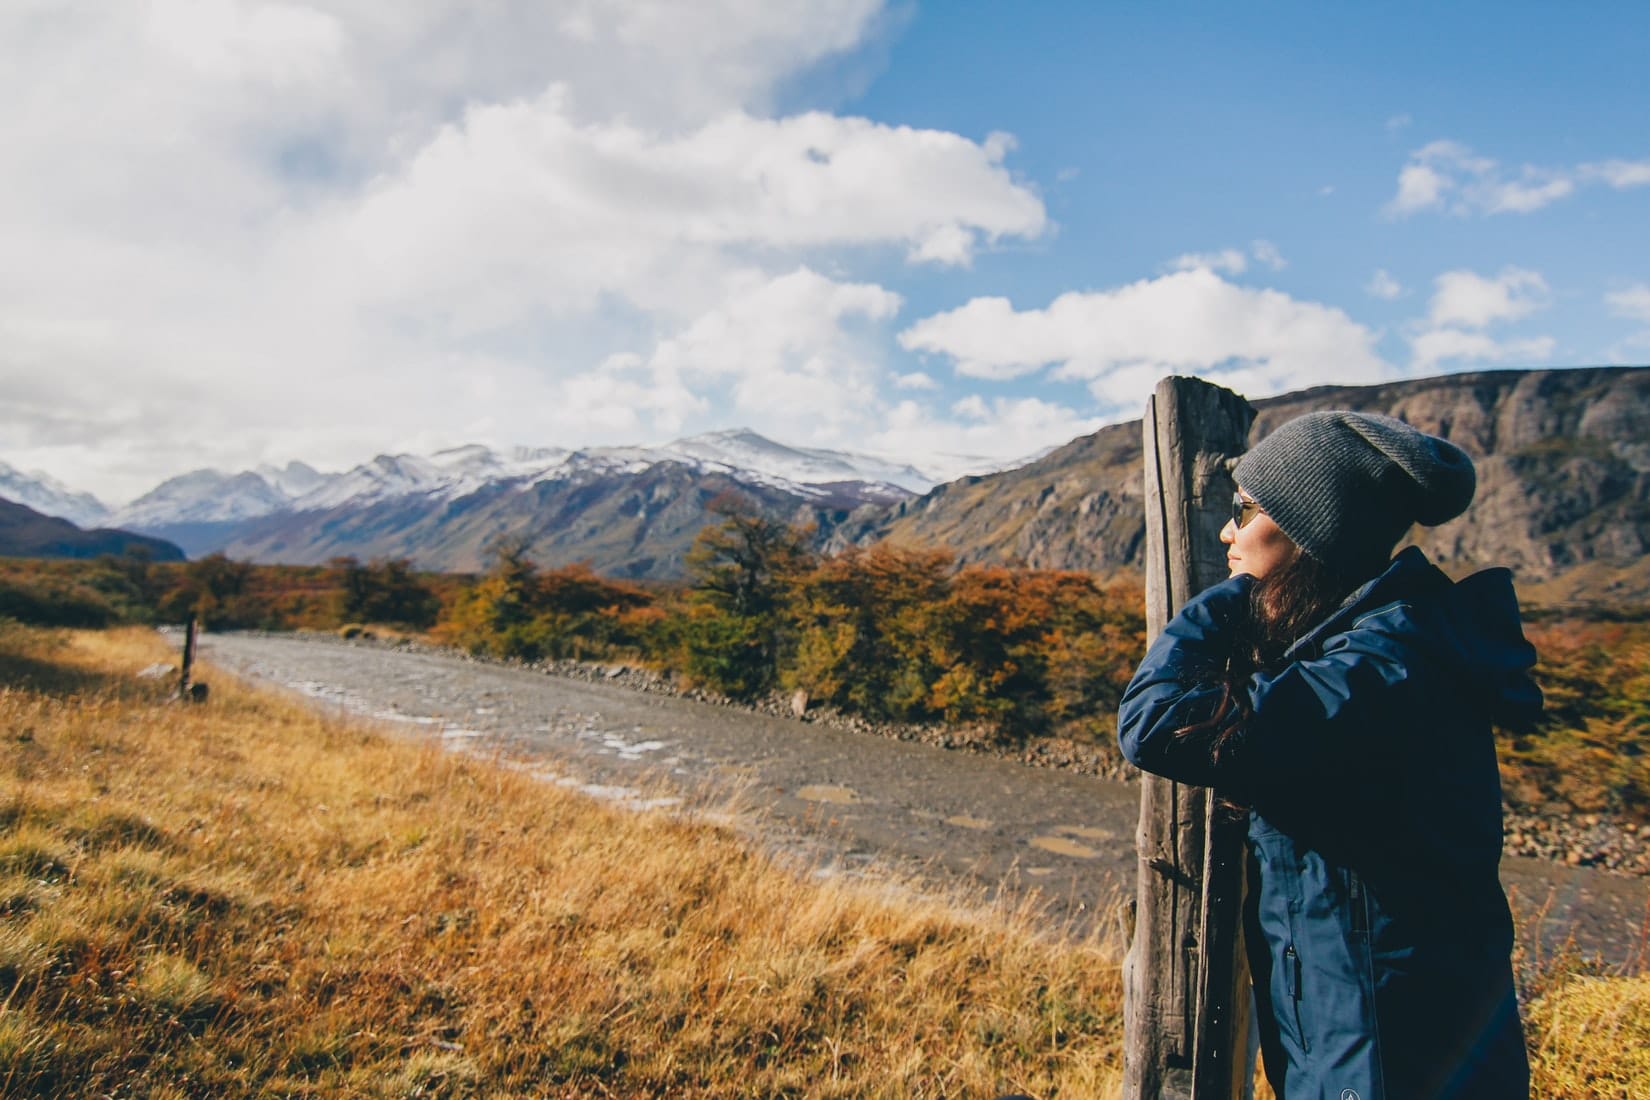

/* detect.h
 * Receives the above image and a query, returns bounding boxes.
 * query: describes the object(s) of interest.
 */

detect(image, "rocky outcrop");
[839,367,1650,602]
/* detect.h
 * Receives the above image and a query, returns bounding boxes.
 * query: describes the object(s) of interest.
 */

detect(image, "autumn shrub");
[435,545,658,664]
[677,499,813,696]
[787,544,951,720]
[1506,614,1650,823]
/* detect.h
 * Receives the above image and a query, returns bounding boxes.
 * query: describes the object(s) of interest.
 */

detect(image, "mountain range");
[6,430,996,576]
[4,367,1647,601]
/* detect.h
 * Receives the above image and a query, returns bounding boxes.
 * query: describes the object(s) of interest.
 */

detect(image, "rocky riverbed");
[479,646,1650,878]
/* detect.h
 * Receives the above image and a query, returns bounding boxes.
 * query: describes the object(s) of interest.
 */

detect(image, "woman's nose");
[1219,518,1236,544]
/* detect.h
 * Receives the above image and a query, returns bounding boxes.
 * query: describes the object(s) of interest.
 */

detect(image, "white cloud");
[1250,240,1287,270]
[306,94,1045,327]
[1385,114,1412,133]
[1428,267,1548,328]
[1167,249,1247,275]
[869,395,1101,469]
[1489,175,1575,214]
[1606,284,1650,322]
[1410,329,1556,372]
[1366,269,1404,300]
[894,371,940,390]
[1408,267,1554,371]
[1383,139,1646,218]
[898,269,1393,406]
[1580,159,1650,189]
[620,266,903,443]
[0,0,1055,500]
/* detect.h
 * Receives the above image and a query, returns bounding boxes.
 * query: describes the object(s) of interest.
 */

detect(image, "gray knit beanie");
[1232,411,1475,577]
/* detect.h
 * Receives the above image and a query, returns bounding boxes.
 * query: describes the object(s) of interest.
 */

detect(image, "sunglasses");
[1231,492,1264,530]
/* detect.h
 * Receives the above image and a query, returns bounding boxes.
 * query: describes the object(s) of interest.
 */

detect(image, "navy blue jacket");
[1118,548,1540,1099]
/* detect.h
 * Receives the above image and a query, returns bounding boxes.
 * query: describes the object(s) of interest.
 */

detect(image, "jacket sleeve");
[1118,580,1420,790]
[1116,575,1255,789]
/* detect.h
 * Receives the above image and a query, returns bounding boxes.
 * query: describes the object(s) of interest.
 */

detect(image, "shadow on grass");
[0,644,160,701]
[0,650,126,697]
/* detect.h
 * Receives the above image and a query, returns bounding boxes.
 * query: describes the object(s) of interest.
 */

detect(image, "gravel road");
[201,632,1649,966]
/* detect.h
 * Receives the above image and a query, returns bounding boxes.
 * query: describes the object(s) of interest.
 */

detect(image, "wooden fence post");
[178,615,207,702]
[1122,376,1255,1099]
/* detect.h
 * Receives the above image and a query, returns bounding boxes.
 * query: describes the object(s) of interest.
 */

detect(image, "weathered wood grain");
[1122,376,1255,1099]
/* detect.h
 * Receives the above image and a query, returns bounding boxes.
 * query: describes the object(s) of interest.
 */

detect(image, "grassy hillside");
[0,626,1645,1097]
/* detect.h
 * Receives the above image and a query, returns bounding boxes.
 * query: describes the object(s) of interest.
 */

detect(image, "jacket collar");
[1281,546,1445,660]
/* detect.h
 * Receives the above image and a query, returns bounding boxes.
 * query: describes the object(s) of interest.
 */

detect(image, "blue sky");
[1,1,1646,502]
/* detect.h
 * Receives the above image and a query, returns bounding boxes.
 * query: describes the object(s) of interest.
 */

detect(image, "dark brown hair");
[1176,545,1361,764]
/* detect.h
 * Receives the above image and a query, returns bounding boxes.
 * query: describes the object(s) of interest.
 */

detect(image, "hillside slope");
[0,497,185,562]
[838,367,1650,603]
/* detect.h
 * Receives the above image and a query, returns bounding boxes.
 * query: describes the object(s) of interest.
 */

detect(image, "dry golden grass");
[0,626,1120,1097]
[0,624,1643,1098]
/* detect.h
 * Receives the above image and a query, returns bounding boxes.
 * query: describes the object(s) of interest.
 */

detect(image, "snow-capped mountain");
[91,428,1043,571]
[0,461,110,528]
[256,460,330,499]
[115,467,312,527]
[290,446,569,511]
[658,429,938,494]
[112,429,1005,535]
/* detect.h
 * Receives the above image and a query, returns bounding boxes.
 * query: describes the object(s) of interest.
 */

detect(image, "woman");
[1117,411,1539,1099]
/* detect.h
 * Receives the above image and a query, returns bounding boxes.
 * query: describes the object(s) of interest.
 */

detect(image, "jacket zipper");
[1284,943,1310,1052]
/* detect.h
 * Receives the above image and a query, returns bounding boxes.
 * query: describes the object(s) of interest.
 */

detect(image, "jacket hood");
[1292,547,1544,731]
[1429,565,1544,731]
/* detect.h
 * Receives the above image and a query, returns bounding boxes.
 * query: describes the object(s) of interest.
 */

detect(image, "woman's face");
[1221,489,1297,580]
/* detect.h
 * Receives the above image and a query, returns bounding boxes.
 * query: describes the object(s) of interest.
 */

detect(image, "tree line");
[435,504,1148,744]
[1,506,1644,818]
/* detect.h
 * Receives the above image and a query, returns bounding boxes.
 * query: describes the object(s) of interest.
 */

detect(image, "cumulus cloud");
[0,0,1053,500]
[1427,267,1548,328]
[867,395,1101,470]
[1606,284,1650,359]
[1366,269,1404,300]
[1165,242,1284,276]
[1167,249,1248,275]
[1382,140,1650,218]
[1410,329,1556,372]
[561,266,906,446]
[1250,240,1287,271]
[1605,284,1650,322]
[1580,159,1650,190]
[1408,267,1554,371]
[307,93,1045,327]
[898,269,1392,407]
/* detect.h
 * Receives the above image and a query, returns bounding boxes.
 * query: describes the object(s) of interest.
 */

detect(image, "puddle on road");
[441,727,485,741]
[522,767,684,812]
[371,710,441,726]
[798,784,861,805]
[945,815,995,831]
[600,735,672,759]
[1029,835,1099,859]
[1054,825,1115,843]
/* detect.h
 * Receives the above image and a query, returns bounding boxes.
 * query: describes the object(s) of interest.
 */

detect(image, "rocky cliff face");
[839,367,1650,604]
